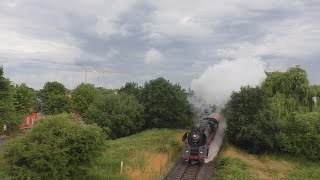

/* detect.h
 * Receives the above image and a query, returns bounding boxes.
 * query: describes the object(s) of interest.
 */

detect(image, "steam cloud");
[191,58,267,108]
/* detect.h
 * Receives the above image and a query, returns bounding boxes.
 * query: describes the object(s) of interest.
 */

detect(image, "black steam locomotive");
[182,117,219,162]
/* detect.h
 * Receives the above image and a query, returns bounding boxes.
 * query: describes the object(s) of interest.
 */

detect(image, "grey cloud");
[1,0,320,89]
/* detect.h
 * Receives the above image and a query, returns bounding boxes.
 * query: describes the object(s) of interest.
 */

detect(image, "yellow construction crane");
[83,66,124,83]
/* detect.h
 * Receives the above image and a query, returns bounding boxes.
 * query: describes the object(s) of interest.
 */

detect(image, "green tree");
[310,85,320,97]
[38,81,66,101]
[264,67,309,121]
[141,77,193,128]
[119,82,142,101]
[225,86,279,153]
[0,67,17,130]
[39,82,71,115]
[14,83,37,116]
[72,83,97,116]
[277,112,320,161]
[43,95,72,115]
[86,93,144,139]
[4,114,105,179]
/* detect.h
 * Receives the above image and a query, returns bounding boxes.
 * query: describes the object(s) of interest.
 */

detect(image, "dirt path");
[0,136,7,151]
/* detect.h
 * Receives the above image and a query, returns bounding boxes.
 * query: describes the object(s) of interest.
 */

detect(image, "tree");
[141,77,193,128]
[38,81,66,102]
[43,95,72,115]
[277,112,320,161]
[14,83,37,116]
[119,82,142,101]
[0,67,17,129]
[225,86,279,153]
[86,93,144,139]
[262,66,310,104]
[39,82,71,115]
[310,85,320,97]
[72,83,97,116]
[4,114,105,179]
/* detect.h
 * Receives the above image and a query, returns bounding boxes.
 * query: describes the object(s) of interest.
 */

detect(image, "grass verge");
[86,128,185,180]
[215,143,320,180]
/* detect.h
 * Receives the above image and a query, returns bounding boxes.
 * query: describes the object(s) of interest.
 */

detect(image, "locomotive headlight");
[186,150,189,153]
[200,151,203,154]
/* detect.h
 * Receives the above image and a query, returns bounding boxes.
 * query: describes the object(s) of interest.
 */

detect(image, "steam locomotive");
[182,117,219,162]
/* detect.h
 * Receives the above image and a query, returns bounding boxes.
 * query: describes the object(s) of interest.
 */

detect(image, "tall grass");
[86,129,185,180]
[215,144,320,180]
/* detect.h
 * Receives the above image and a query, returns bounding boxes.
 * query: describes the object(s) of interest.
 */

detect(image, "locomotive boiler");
[182,117,219,162]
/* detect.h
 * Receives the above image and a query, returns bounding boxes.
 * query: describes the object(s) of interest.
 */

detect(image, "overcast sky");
[1,0,319,90]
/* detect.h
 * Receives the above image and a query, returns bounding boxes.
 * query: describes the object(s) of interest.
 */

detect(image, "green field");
[215,144,320,180]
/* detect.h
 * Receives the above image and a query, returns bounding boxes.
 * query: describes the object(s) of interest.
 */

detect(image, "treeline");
[0,67,193,138]
[225,66,320,161]
[1,66,193,179]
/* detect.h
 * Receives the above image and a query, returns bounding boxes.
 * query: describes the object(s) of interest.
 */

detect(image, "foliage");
[38,81,66,102]
[277,112,320,161]
[225,86,279,153]
[86,93,144,139]
[262,66,310,119]
[0,67,18,131]
[119,82,142,102]
[39,82,72,115]
[310,85,320,97]
[225,66,320,160]
[13,83,37,116]
[263,66,310,99]
[96,87,117,95]
[43,95,72,115]
[141,77,193,128]
[3,114,105,180]
[72,83,97,116]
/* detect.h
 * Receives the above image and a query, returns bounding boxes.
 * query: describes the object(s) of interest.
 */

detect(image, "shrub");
[4,114,105,179]
[86,93,144,139]
[277,112,320,161]
[225,86,279,153]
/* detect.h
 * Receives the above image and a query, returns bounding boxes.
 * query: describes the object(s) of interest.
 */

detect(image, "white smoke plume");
[191,58,267,108]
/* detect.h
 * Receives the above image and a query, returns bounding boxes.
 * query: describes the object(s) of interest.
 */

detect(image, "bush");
[225,86,279,153]
[86,93,144,139]
[4,114,105,180]
[141,77,193,128]
[277,112,320,161]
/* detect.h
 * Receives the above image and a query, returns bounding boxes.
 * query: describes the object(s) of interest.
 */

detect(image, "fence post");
[120,161,123,175]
